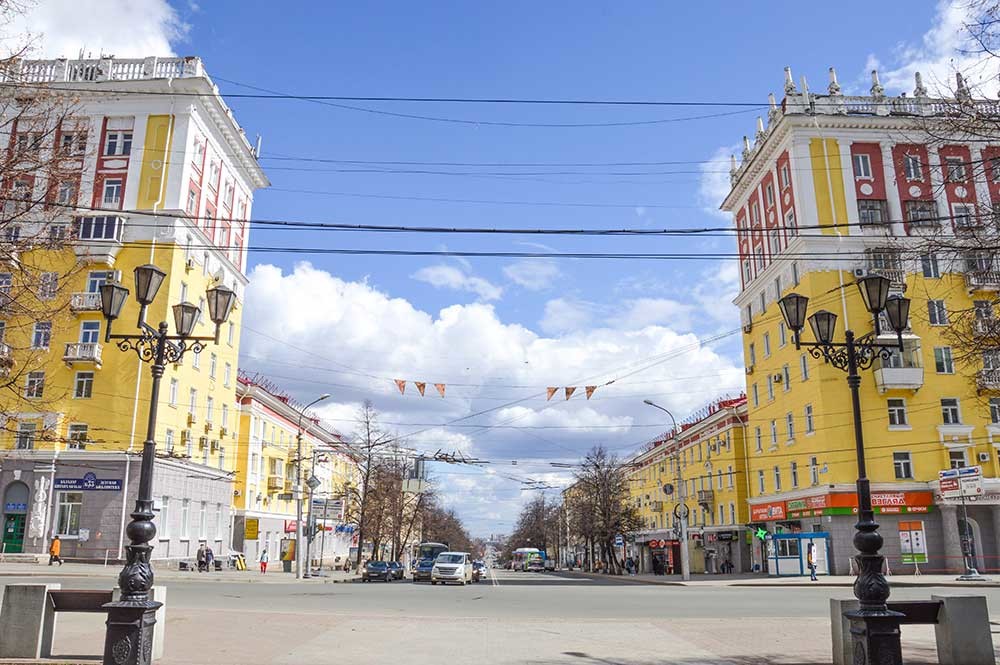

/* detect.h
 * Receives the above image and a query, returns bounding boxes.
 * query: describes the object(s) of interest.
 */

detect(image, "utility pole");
[643,399,689,581]
[295,394,330,580]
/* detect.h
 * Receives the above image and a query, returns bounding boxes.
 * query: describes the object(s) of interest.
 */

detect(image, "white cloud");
[502,260,561,291]
[539,297,593,334]
[411,264,502,301]
[698,145,737,218]
[615,298,694,331]
[242,262,744,535]
[4,0,186,59]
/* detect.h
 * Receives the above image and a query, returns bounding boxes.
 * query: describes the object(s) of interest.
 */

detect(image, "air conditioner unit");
[210,439,219,453]
[773,373,783,383]
[198,436,209,449]
[853,268,866,278]
[233,489,242,497]
[709,443,717,453]
[219,426,228,437]
[742,323,753,333]
[204,421,213,433]
[181,430,191,444]
[745,364,754,375]
[185,257,195,272]
[187,412,197,426]
[979,452,991,463]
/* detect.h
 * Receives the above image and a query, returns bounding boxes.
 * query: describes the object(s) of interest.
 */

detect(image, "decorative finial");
[828,67,842,95]
[784,67,797,95]
[742,136,752,160]
[914,71,927,97]
[800,76,810,97]
[956,72,972,103]
[870,69,885,98]
[729,154,738,179]
[767,92,782,125]
[768,92,778,110]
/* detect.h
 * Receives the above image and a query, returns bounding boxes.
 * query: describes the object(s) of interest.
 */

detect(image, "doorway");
[2,481,30,554]
[957,516,986,572]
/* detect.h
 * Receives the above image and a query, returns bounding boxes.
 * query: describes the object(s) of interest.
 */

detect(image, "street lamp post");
[777,275,911,665]
[98,265,236,665]
[295,394,329,580]
[303,450,329,578]
[642,400,689,581]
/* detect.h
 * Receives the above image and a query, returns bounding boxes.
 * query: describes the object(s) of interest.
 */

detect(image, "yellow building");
[232,374,358,568]
[626,396,750,574]
[0,56,267,562]
[724,66,1000,575]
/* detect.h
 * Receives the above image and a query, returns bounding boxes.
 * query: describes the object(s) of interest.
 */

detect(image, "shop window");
[56,492,82,536]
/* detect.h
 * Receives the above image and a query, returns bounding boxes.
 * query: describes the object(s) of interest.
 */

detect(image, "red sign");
[750,501,786,521]
[939,478,959,494]
[284,520,298,533]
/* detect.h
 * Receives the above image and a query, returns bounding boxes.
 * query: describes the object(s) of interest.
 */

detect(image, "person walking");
[205,546,215,572]
[625,556,636,576]
[197,543,208,573]
[807,543,818,581]
[48,535,63,566]
[258,547,269,574]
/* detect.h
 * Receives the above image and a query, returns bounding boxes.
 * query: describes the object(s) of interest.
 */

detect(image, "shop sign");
[716,531,735,541]
[899,520,927,564]
[54,472,122,491]
[244,518,259,540]
[284,520,298,533]
[3,502,27,512]
[750,501,786,521]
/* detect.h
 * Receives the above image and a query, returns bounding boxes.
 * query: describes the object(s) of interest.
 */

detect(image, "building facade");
[0,56,267,561]
[725,67,1000,574]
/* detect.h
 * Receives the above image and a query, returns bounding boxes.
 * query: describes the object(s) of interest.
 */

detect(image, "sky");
[13,0,979,536]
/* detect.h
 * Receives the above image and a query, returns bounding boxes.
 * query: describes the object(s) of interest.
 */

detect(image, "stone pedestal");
[933,594,995,665]
[830,598,858,665]
[0,583,59,658]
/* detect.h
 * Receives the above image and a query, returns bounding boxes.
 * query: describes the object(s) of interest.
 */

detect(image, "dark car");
[387,561,405,580]
[412,558,435,582]
[472,561,485,583]
[362,560,392,582]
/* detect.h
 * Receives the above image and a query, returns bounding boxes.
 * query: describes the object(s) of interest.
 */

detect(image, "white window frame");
[852,153,873,179]
[55,491,83,536]
[74,371,94,399]
[904,154,923,181]
[804,404,814,433]
[941,398,961,425]
[934,347,955,374]
[888,398,908,427]
[893,452,913,479]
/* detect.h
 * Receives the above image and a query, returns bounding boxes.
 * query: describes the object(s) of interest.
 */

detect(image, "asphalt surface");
[1,569,997,664]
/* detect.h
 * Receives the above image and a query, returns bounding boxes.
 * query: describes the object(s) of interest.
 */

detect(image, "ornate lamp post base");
[845,610,904,665]
[103,600,162,665]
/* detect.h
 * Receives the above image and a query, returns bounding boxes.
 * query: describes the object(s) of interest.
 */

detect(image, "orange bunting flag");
[394,379,406,395]
[546,387,558,401]
[434,383,446,397]
[565,387,576,400]
[585,386,597,400]
[415,382,427,396]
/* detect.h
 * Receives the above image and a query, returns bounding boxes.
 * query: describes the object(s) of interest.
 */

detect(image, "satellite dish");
[662,483,674,496]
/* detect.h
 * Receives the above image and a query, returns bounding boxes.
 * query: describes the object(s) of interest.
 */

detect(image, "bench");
[49,589,112,612]
[832,596,994,665]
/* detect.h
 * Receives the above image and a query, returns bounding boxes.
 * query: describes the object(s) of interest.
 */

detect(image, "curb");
[0,571,362,584]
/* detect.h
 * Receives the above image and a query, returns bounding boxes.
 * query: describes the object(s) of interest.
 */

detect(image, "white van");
[431,551,473,585]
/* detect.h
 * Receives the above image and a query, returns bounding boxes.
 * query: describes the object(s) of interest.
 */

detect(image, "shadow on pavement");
[519,645,944,665]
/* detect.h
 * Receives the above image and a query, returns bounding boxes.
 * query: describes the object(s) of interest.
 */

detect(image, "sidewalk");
[561,569,1000,587]
[0,560,361,584]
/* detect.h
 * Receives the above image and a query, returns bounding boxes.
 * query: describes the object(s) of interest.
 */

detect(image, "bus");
[511,547,545,572]
[414,542,449,567]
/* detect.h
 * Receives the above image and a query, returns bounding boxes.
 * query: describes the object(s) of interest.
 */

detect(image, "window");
[905,200,937,227]
[786,412,795,440]
[181,499,190,539]
[944,156,966,182]
[215,504,223,540]
[780,164,791,189]
[74,371,93,398]
[769,230,782,255]
[189,388,198,418]
[102,178,123,206]
[86,270,112,293]
[55,492,82,536]
[79,321,100,344]
[921,253,940,278]
[858,200,888,225]
[757,470,765,494]
[754,426,762,452]
[790,461,799,487]
[59,131,86,155]
[804,404,814,433]
[158,496,171,538]
[719,504,725,524]
[77,215,123,241]
[941,398,961,425]
[903,154,923,181]
[759,290,766,313]
[742,259,752,284]
[785,210,798,236]
[717,470,723,490]
[192,348,201,369]
[206,396,214,425]
[763,332,771,357]
[934,347,955,374]
[778,322,787,347]
[782,364,791,390]
[765,183,775,207]
[991,397,1000,424]
[24,371,44,398]
[727,465,734,488]
[55,180,76,205]
[953,203,976,229]
[730,503,736,525]
[67,424,88,449]
[810,456,819,485]
[767,375,775,401]
[928,300,948,325]
[893,452,913,479]
[165,429,174,454]
[949,449,967,469]
[16,423,35,449]
[800,354,810,381]
[770,420,778,445]
[773,276,782,300]
[104,131,132,156]
[992,156,1000,183]
[888,398,908,426]
[223,362,232,387]
[209,353,217,379]
[187,189,198,215]
[965,251,994,273]
[748,343,756,366]
[228,322,235,346]
[852,153,872,179]
[773,466,782,491]
[199,501,207,539]
[32,322,51,349]
[169,379,178,406]
[36,272,58,300]
[221,404,229,430]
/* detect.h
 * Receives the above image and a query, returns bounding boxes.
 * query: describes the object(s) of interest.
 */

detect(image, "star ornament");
[755,528,768,541]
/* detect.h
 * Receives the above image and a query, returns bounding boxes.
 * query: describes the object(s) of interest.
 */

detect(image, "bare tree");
[345,401,395,566]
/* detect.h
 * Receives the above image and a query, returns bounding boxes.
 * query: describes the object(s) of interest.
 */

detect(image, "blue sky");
[23,0,963,534]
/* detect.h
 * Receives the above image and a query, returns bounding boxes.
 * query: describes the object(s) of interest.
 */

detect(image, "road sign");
[673,503,690,521]
[614,535,624,547]
[939,466,983,499]
[306,475,321,490]
[277,492,294,501]
[244,518,259,540]
[662,483,674,496]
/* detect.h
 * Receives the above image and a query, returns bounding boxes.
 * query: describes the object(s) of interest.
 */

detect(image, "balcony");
[974,318,997,336]
[69,292,102,312]
[73,215,126,265]
[696,489,714,505]
[0,342,12,377]
[650,501,664,512]
[967,270,1000,291]
[874,366,924,393]
[868,268,905,287]
[5,56,203,83]
[63,342,102,367]
[978,369,1000,391]
[266,475,283,492]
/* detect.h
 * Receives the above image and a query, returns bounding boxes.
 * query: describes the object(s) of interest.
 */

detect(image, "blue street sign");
[54,472,122,491]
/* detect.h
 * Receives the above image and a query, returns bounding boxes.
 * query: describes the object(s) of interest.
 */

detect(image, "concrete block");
[113,585,167,661]
[932,594,995,665]
[0,583,60,658]
[830,598,859,665]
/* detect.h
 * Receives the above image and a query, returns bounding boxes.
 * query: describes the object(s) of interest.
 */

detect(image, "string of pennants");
[392,380,612,399]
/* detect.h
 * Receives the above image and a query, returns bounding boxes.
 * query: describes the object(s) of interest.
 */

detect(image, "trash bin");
[282,559,292,573]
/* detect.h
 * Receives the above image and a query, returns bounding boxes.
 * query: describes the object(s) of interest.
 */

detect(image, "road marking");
[490,568,499,587]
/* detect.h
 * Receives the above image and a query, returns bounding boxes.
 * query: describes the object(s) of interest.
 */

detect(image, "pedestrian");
[807,543,818,581]
[205,546,215,572]
[258,547,269,574]
[197,543,208,573]
[48,535,63,566]
[625,556,636,576]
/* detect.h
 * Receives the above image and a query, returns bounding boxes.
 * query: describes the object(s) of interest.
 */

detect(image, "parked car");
[362,560,392,582]
[526,557,544,572]
[472,561,486,582]
[412,558,435,582]
[387,561,405,580]
[431,551,473,585]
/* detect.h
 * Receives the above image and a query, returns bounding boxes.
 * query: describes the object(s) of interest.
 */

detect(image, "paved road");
[1,569,995,664]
